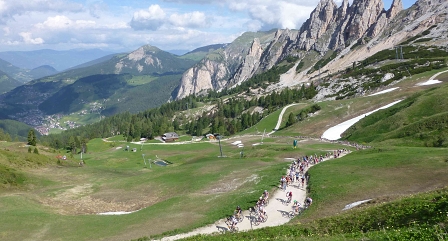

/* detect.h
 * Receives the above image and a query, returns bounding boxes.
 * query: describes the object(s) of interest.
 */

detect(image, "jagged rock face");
[175,31,282,99]
[345,0,385,41]
[174,0,447,100]
[297,0,338,51]
[230,38,264,87]
[176,59,229,98]
[387,0,403,19]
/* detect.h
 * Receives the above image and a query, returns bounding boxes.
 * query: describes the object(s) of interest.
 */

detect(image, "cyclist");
[263,190,269,201]
[258,204,266,221]
[257,196,264,206]
[305,196,313,207]
[286,191,293,204]
[235,205,242,219]
[228,215,238,230]
[293,200,301,213]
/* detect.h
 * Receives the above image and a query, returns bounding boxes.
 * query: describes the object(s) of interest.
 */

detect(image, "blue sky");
[0,0,417,53]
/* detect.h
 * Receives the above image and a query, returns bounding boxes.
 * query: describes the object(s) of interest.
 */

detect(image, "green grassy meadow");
[2,136,344,241]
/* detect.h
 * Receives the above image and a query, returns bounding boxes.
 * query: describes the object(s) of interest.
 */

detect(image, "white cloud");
[3,26,9,35]
[36,15,73,29]
[35,15,122,31]
[19,32,44,44]
[230,0,318,30]
[169,11,209,28]
[130,4,166,30]
[0,0,84,23]
[0,0,327,52]
[244,20,263,32]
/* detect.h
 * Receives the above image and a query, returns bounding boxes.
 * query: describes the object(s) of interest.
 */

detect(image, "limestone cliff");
[174,0,448,100]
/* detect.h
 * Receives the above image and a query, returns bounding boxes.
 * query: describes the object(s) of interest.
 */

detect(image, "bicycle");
[288,205,302,218]
[263,198,269,205]
[285,196,292,205]
[234,211,244,223]
[251,213,268,226]
[225,219,239,232]
[249,206,259,216]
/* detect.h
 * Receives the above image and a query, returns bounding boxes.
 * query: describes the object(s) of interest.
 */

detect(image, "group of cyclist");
[225,149,350,232]
[227,189,270,230]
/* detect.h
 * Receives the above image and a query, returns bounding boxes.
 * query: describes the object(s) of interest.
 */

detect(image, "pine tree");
[286,112,297,127]
[27,129,37,146]
[33,147,39,154]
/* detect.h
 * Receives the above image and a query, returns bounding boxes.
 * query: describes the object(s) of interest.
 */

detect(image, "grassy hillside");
[0,143,56,189]
[0,119,38,141]
[0,70,22,94]
[342,83,448,146]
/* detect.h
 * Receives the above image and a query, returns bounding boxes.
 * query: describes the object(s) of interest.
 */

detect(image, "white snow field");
[368,87,399,96]
[321,100,403,141]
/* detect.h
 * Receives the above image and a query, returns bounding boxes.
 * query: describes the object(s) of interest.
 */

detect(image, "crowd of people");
[225,149,349,232]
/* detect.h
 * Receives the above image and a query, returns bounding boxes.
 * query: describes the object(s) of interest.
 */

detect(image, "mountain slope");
[174,30,283,99]
[0,70,22,94]
[0,58,33,83]
[0,49,115,71]
[0,45,199,126]
[28,65,59,79]
[175,0,448,100]
[181,44,227,61]
[342,83,448,146]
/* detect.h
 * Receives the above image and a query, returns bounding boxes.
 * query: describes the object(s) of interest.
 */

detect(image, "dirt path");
[429,69,448,80]
[158,152,347,241]
[267,103,300,135]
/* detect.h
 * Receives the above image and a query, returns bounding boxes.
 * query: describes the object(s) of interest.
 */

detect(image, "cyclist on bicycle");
[305,196,313,207]
[258,204,266,221]
[228,215,238,230]
[235,206,242,219]
[263,190,269,201]
[257,196,265,206]
[293,200,301,213]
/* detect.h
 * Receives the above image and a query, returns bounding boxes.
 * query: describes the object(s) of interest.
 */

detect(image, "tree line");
[40,83,317,151]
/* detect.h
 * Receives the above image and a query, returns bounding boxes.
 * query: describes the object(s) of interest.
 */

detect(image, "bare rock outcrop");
[174,0,445,100]
[230,38,264,87]
[176,59,229,98]
[297,0,338,51]
[387,0,403,19]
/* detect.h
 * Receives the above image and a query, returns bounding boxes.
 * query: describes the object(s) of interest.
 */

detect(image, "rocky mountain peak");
[387,0,403,19]
[174,0,447,101]
[346,0,385,40]
[297,0,338,51]
[338,0,350,19]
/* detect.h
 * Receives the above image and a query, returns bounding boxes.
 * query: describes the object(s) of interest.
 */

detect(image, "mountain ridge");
[174,0,447,100]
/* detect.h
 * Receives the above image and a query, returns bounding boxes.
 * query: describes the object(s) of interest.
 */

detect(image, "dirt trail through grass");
[267,104,300,135]
[159,151,348,240]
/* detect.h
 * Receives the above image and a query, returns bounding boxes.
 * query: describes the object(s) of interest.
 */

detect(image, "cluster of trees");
[0,128,12,142]
[27,129,37,146]
[0,119,37,142]
[205,63,297,99]
[286,104,321,127]
[41,82,317,150]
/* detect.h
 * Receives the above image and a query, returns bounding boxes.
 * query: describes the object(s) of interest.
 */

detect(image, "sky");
[0,0,416,53]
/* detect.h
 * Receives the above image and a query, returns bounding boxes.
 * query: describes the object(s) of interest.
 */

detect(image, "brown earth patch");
[198,171,260,195]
